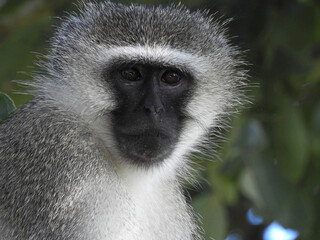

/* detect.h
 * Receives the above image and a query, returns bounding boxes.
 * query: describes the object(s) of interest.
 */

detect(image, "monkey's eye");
[121,68,141,82]
[161,71,181,85]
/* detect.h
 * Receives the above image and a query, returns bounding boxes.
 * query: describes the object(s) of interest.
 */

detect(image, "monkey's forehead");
[55,2,226,56]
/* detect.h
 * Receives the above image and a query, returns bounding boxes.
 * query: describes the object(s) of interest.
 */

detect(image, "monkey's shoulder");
[0,98,108,178]
[1,98,95,145]
[0,99,115,239]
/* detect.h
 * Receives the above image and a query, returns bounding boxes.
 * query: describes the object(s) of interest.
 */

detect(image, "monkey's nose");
[144,104,163,114]
[143,89,164,116]
[143,98,164,124]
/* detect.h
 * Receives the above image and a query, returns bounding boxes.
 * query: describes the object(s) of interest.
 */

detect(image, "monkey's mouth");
[115,130,176,166]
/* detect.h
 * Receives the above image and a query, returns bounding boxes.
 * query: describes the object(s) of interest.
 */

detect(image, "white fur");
[97,44,211,78]
[39,44,229,240]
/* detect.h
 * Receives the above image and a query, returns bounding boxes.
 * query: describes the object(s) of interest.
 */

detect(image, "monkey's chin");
[126,150,171,165]
[115,134,175,167]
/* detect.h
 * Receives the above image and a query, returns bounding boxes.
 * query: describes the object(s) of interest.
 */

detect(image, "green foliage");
[193,194,227,240]
[273,96,309,183]
[0,92,16,122]
[192,1,320,239]
[1,0,320,239]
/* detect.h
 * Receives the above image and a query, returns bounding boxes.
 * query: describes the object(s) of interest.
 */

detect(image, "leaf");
[240,157,314,237]
[0,92,16,122]
[272,97,309,183]
[193,194,228,240]
[312,102,320,134]
[235,119,268,153]
[208,163,240,205]
[240,167,265,210]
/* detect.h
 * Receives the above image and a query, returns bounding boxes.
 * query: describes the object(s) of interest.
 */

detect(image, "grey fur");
[0,1,247,239]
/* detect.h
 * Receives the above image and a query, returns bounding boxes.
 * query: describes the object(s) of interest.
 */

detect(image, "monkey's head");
[36,2,246,169]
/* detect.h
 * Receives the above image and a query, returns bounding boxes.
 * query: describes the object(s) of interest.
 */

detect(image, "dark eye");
[161,70,181,85]
[121,68,141,81]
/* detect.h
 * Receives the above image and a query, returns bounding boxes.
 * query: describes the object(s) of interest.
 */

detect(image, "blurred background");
[0,0,319,239]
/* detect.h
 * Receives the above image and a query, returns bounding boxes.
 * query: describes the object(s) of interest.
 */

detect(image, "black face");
[106,63,193,166]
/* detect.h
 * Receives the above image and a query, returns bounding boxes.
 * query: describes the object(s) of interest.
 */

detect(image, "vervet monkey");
[0,1,247,239]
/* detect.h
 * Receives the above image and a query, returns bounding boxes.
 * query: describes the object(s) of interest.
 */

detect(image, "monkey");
[0,1,247,240]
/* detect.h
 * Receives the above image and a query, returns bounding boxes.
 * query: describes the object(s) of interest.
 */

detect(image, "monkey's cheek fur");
[115,133,176,165]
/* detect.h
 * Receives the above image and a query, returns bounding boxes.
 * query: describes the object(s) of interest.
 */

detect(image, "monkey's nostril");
[144,105,164,115]
[155,107,164,114]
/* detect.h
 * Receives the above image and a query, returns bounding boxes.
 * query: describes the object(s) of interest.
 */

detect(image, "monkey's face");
[44,3,246,169]
[105,63,194,166]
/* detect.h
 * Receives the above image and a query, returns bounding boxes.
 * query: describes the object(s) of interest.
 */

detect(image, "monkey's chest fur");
[0,101,196,240]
